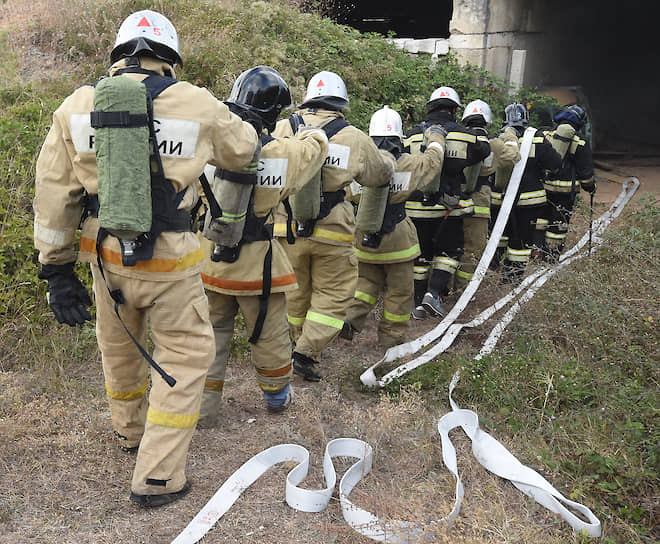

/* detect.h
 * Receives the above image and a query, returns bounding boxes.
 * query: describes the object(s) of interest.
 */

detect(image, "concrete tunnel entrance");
[330,0,660,155]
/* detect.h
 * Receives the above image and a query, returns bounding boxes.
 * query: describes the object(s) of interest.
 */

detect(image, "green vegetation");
[1,1,657,542]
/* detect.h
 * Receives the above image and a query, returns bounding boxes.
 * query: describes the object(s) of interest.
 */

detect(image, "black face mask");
[372,136,403,159]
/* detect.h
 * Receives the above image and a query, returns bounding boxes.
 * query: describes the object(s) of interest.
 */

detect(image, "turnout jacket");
[200,128,329,296]
[404,111,491,220]
[542,123,594,194]
[34,57,259,281]
[350,130,446,264]
[491,128,561,208]
[272,108,395,247]
[465,126,520,218]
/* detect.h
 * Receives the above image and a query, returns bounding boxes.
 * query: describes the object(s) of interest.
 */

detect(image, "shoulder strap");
[322,118,349,140]
[141,73,178,100]
[289,113,305,133]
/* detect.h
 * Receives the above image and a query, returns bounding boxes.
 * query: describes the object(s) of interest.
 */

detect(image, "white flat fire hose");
[170,144,639,544]
[360,126,537,387]
[172,374,603,543]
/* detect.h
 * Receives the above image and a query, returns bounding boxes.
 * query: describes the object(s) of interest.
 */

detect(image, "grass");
[0,1,658,543]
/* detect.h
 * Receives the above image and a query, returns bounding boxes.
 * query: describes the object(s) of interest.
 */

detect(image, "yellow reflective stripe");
[455,269,473,280]
[147,407,199,429]
[477,135,489,142]
[287,314,305,326]
[355,290,377,305]
[273,223,289,236]
[217,211,247,223]
[473,206,490,216]
[403,134,423,148]
[311,227,354,243]
[459,199,473,207]
[354,244,420,262]
[106,378,148,401]
[546,231,566,240]
[545,179,575,188]
[432,256,458,272]
[447,131,476,143]
[406,201,446,211]
[306,311,344,330]
[383,310,410,322]
[519,190,546,200]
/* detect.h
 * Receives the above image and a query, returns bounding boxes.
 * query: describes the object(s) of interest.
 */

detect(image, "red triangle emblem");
[440,91,448,97]
[473,107,479,113]
[316,79,325,88]
[137,17,151,27]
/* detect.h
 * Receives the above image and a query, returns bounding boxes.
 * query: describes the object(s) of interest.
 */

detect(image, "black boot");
[292,351,322,382]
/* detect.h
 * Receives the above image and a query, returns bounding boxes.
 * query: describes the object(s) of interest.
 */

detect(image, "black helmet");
[554,104,587,129]
[227,66,292,131]
[504,102,529,129]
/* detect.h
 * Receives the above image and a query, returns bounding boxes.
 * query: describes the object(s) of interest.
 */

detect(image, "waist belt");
[296,189,346,237]
[83,194,192,232]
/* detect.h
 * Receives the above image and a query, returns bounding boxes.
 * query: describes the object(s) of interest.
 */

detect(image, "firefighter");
[198,66,329,427]
[272,71,395,381]
[404,87,490,318]
[542,104,595,262]
[33,10,259,506]
[455,99,520,291]
[497,103,562,282]
[340,105,445,349]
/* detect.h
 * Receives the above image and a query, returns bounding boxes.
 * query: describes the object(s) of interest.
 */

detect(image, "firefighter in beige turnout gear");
[340,106,445,349]
[273,71,395,381]
[33,10,259,507]
[455,100,520,291]
[198,66,329,427]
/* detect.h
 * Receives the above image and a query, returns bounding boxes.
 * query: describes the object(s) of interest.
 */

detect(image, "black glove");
[38,263,92,327]
[225,102,264,135]
[582,182,596,195]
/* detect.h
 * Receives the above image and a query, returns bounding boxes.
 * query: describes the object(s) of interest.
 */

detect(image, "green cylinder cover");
[290,169,321,221]
[94,76,151,239]
[356,184,389,233]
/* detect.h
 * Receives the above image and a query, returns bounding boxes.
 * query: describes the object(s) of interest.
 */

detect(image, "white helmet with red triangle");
[303,71,349,109]
[462,99,493,126]
[369,105,403,138]
[111,10,182,67]
[428,86,461,108]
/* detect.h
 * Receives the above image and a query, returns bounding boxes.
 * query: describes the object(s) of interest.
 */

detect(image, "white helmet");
[111,10,182,67]
[302,71,349,109]
[462,99,493,126]
[428,86,461,108]
[369,105,403,138]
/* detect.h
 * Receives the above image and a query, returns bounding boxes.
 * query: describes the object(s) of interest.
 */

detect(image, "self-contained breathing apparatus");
[286,113,350,238]
[90,64,190,267]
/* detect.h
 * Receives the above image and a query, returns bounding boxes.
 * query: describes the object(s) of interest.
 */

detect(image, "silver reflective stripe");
[34,219,75,247]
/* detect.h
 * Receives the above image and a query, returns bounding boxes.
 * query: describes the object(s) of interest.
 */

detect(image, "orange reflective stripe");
[80,236,204,272]
[201,273,297,291]
[256,362,292,378]
[204,378,224,392]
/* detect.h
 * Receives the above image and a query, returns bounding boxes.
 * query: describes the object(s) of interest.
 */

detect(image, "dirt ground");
[1,159,657,544]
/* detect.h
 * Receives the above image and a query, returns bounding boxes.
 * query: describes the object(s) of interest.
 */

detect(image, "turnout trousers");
[284,237,358,361]
[344,259,414,348]
[200,292,292,423]
[91,265,214,496]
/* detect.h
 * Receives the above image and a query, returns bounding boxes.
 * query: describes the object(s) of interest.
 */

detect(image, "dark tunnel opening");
[330,0,660,155]
[332,1,453,38]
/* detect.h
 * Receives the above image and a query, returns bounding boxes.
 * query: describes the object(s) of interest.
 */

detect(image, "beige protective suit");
[345,129,445,348]
[272,109,395,370]
[33,57,258,498]
[199,127,329,426]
